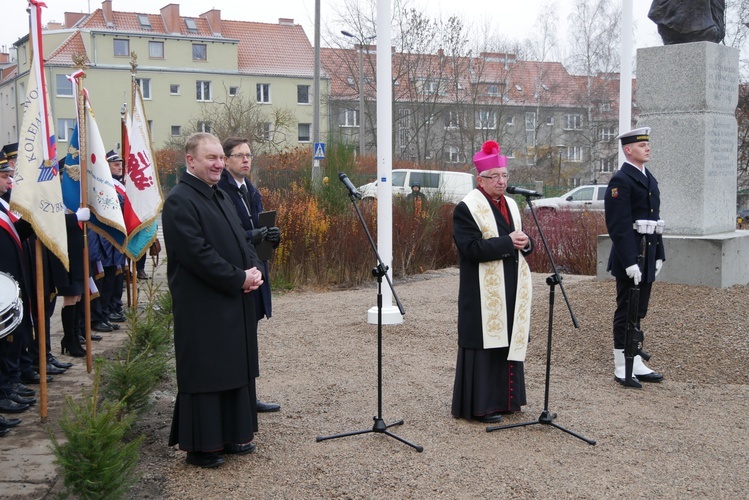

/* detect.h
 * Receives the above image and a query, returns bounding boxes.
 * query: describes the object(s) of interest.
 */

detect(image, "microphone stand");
[316,188,423,452]
[486,194,596,445]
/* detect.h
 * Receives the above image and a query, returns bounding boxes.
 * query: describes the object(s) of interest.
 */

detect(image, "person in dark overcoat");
[217,136,281,413]
[451,140,534,424]
[163,132,264,469]
[605,127,665,388]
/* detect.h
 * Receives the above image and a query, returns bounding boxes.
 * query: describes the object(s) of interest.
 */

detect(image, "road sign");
[313,142,326,160]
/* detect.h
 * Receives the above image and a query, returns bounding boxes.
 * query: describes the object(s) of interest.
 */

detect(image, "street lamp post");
[341,31,375,158]
[556,144,566,188]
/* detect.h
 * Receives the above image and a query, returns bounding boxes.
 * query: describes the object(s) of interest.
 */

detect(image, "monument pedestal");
[597,42,745,288]
[597,232,749,288]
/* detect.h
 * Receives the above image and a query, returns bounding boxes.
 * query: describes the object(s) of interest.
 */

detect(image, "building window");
[192,43,207,61]
[148,41,164,59]
[525,112,536,145]
[564,114,583,130]
[297,85,310,104]
[600,125,617,141]
[113,39,129,57]
[138,14,152,30]
[487,84,499,96]
[171,125,181,136]
[444,147,462,163]
[196,81,211,101]
[421,80,440,95]
[506,148,515,158]
[564,146,583,162]
[257,83,270,103]
[55,74,73,97]
[475,110,496,130]
[298,123,311,142]
[170,84,180,95]
[135,78,151,99]
[260,123,273,142]
[546,116,554,126]
[197,121,212,133]
[398,109,411,149]
[600,156,616,173]
[340,109,359,127]
[229,86,239,96]
[444,110,461,129]
[185,18,198,33]
[57,118,75,142]
[506,116,514,126]
[599,101,612,113]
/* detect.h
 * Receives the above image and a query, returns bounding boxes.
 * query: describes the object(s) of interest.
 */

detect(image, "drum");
[0,271,23,339]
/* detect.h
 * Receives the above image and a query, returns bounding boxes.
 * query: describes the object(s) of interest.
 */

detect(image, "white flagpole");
[618,0,634,167]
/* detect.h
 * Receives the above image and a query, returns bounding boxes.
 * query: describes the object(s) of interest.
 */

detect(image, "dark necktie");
[238,184,252,215]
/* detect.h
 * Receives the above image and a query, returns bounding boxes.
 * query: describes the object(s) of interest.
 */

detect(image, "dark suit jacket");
[217,169,274,319]
[452,192,534,349]
[163,172,263,393]
[604,162,666,283]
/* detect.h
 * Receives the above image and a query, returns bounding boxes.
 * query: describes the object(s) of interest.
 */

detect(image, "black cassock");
[163,172,263,452]
[451,191,533,419]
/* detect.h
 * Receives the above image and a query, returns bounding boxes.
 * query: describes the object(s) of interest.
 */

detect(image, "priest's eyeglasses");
[479,173,509,182]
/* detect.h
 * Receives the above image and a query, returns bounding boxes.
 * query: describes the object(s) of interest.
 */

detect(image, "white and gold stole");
[463,190,532,361]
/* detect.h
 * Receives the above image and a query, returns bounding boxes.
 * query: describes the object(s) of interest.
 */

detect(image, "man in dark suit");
[451,140,534,424]
[218,137,281,413]
[604,127,665,388]
[163,132,264,468]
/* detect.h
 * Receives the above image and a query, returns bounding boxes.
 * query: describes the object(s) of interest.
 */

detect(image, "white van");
[358,169,476,204]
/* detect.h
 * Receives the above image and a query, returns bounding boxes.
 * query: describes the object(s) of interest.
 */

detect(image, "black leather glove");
[266,226,281,244]
[249,227,268,245]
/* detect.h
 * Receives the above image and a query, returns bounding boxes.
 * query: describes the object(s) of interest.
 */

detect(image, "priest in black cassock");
[451,140,534,424]
[163,132,265,468]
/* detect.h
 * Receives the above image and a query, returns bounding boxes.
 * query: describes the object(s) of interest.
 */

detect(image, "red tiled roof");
[46,31,90,66]
[63,8,314,78]
[221,20,315,78]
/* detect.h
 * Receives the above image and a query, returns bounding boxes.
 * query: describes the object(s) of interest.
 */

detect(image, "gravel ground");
[122,267,749,499]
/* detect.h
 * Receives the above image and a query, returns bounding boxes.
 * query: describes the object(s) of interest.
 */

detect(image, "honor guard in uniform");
[604,127,665,387]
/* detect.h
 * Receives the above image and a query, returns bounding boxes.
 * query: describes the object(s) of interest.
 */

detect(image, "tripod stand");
[486,194,595,445]
[316,181,423,452]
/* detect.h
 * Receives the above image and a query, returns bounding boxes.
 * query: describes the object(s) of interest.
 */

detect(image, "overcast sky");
[0,0,662,56]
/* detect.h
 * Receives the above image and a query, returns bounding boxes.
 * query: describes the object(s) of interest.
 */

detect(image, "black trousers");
[613,277,653,349]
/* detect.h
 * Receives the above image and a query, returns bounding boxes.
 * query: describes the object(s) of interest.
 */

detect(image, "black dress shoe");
[9,393,36,406]
[11,383,35,397]
[256,400,281,413]
[635,371,664,383]
[105,320,120,331]
[0,399,30,413]
[0,415,21,428]
[0,428,9,437]
[137,270,149,280]
[614,376,642,389]
[88,333,103,341]
[473,412,504,423]
[91,321,113,332]
[44,364,67,375]
[49,357,74,369]
[185,451,225,468]
[223,442,256,455]
[21,372,53,384]
[108,312,126,323]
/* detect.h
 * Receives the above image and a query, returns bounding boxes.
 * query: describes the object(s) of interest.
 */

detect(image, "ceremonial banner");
[10,1,68,269]
[123,82,163,260]
[61,96,127,248]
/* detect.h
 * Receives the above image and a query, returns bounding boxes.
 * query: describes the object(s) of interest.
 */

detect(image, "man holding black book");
[218,137,281,413]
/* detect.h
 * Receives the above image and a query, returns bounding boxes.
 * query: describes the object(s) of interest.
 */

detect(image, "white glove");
[75,207,91,222]
[625,264,641,285]
[655,259,663,277]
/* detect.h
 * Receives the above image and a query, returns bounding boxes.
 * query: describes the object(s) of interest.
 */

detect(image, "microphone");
[338,172,362,199]
[506,185,543,197]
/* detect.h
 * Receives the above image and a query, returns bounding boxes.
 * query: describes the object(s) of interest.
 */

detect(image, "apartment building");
[321,47,634,187]
[0,1,327,156]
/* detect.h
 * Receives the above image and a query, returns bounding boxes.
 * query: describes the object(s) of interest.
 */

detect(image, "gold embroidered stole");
[463,190,532,361]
